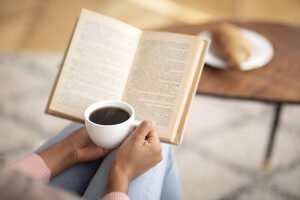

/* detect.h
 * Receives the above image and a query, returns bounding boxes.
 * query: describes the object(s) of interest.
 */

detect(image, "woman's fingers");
[146,129,160,144]
[78,145,111,162]
[132,121,154,139]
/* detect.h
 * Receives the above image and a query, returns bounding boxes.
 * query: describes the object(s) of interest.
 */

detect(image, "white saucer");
[198,28,274,71]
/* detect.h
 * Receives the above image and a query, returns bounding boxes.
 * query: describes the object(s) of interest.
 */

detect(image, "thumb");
[132,121,155,139]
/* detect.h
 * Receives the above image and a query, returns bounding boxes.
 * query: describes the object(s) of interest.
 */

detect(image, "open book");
[46,9,209,145]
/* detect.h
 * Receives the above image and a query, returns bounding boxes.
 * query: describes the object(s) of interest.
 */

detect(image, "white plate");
[198,28,274,71]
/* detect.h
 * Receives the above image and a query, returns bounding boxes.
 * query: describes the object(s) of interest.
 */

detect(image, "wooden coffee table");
[159,21,300,167]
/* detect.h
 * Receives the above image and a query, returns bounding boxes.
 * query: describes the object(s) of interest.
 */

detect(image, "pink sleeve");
[12,154,129,200]
[12,154,51,183]
[101,192,129,200]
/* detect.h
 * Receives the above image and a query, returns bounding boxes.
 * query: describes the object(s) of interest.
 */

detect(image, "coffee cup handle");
[132,120,141,128]
[130,120,141,133]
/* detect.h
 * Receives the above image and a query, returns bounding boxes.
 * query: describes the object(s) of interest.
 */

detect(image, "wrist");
[37,140,76,177]
[106,161,130,194]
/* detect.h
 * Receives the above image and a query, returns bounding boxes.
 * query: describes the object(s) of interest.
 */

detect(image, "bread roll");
[211,23,252,69]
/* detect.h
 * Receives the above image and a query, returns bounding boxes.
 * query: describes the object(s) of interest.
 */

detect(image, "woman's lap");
[83,144,182,200]
[36,123,182,199]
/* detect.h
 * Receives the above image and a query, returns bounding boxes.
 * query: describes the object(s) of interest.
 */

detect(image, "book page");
[122,31,204,142]
[48,9,142,120]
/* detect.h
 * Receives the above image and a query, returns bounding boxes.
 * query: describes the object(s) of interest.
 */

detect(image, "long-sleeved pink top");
[13,154,129,200]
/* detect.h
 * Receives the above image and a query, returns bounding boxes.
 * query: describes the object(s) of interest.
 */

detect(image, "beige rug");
[1,53,300,200]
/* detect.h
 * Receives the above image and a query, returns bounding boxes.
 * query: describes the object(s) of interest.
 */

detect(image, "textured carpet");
[0,53,299,200]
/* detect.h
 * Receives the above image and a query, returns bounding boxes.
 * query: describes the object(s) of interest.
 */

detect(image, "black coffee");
[89,107,130,125]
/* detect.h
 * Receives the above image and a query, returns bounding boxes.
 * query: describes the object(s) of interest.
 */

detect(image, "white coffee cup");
[84,101,140,149]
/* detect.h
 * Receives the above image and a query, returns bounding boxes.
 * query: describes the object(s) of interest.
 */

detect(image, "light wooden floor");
[1,0,300,52]
[1,2,300,199]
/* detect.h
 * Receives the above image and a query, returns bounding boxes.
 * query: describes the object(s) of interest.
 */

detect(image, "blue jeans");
[36,123,182,200]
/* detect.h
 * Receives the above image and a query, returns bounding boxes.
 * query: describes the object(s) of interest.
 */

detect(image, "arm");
[104,121,162,198]
[12,127,109,182]
[2,159,79,200]
[13,154,51,183]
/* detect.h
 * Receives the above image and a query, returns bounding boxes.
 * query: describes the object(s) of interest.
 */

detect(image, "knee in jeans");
[161,144,171,157]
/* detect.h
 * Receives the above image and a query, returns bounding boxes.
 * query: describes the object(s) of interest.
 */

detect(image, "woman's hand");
[106,121,162,194]
[67,127,110,163]
[38,127,109,177]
